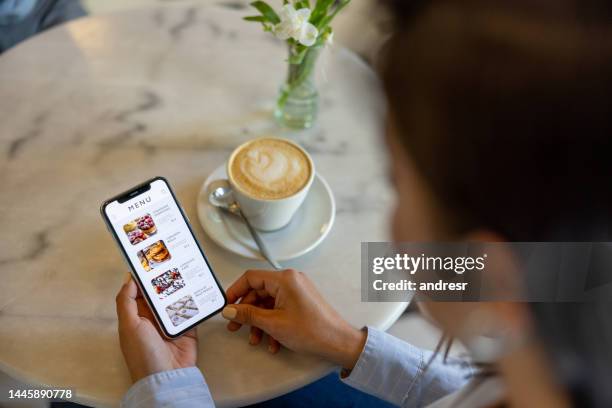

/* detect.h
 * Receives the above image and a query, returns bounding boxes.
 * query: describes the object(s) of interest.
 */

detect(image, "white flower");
[274,4,319,47]
[326,31,334,46]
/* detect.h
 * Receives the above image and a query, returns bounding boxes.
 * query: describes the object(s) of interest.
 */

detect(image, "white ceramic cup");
[227,137,315,232]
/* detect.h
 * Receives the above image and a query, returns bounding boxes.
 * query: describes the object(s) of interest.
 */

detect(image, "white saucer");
[197,164,336,261]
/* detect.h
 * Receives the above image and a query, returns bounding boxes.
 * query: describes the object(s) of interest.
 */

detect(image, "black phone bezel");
[100,176,227,339]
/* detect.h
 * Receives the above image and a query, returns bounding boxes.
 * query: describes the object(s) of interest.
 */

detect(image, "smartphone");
[101,176,226,338]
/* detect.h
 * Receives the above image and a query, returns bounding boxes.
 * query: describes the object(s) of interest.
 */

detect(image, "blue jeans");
[0,0,86,52]
[246,373,396,408]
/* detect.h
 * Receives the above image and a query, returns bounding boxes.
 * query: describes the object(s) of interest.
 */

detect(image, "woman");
[115,1,612,407]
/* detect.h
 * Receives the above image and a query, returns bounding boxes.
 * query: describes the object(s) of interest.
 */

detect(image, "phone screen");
[102,178,226,337]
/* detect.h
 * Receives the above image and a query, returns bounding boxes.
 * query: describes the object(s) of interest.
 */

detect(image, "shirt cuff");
[341,326,473,407]
[341,326,423,404]
[122,367,214,408]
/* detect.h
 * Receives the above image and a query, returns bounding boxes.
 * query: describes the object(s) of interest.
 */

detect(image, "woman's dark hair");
[382,1,612,406]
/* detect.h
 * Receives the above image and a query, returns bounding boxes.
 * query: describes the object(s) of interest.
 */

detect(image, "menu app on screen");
[101,177,226,338]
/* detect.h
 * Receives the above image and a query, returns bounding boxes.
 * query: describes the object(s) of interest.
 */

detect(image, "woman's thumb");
[222,304,275,330]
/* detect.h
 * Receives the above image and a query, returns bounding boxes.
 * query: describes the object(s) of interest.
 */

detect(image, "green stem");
[277,44,321,110]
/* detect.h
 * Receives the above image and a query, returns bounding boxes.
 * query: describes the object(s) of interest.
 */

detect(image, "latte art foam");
[230,139,311,200]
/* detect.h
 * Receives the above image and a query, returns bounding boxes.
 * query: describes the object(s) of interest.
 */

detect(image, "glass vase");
[274,44,322,130]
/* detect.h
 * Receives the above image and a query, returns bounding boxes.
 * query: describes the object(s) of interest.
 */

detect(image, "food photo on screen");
[151,268,186,299]
[137,240,171,270]
[165,295,199,327]
[123,213,157,245]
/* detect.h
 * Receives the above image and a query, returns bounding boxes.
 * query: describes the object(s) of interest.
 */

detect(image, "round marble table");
[0,3,406,407]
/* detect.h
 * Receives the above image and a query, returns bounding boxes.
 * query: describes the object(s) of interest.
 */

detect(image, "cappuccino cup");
[227,137,315,231]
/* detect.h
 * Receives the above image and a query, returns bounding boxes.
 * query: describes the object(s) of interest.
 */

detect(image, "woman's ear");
[461,229,524,301]
[462,229,506,243]
[459,229,534,341]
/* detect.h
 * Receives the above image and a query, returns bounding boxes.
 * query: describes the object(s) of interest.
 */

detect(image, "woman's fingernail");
[249,333,256,344]
[268,345,275,353]
[222,306,237,320]
[123,273,132,284]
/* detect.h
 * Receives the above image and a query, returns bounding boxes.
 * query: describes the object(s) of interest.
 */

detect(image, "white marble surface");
[0,3,405,407]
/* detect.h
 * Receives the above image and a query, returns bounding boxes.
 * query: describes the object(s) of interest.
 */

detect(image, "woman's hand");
[116,276,198,383]
[222,269,366,370]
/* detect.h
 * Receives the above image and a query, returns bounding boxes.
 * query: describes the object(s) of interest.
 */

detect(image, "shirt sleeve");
[121,367,215,408]
[341,327,475,408]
